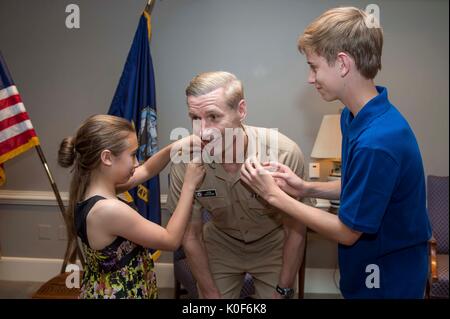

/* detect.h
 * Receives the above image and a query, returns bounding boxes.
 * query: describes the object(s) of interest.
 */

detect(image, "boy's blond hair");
[298,7,383,79]
[186,71,244,109]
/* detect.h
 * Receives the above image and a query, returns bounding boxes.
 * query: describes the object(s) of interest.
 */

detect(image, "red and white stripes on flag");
[0,85,40,185]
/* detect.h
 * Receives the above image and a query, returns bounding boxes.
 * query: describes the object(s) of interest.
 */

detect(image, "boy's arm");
[272,192,362,246]
[303,179,341,200]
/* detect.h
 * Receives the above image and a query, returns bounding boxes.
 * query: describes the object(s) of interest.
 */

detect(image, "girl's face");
[112,132,139,184]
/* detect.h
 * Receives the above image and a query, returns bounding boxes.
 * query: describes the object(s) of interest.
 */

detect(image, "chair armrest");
[429,237,438,283]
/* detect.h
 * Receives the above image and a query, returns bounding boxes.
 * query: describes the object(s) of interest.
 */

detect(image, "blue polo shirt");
[338,86,432,299]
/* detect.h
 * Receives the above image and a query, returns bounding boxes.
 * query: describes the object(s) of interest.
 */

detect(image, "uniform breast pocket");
[247,197,275,215]
[198,197,229,220]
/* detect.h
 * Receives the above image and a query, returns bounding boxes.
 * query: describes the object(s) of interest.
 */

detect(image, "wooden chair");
[32,272,82,299]
[426,175,449,299]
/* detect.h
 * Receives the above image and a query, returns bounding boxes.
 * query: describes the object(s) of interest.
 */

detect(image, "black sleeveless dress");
[75,195,158,299]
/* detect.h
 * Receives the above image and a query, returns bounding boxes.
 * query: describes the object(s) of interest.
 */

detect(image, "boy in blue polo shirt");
[239,7,432,298]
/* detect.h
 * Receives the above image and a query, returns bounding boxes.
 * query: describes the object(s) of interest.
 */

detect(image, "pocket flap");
[248,197,271,210]
[198,197,229,211]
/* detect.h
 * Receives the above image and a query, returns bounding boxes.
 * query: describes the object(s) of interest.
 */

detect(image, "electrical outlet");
[58,225,67,240]
[309,162,320,179]
[38,224,52,240]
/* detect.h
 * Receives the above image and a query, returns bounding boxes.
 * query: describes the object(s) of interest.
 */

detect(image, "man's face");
[305,50,342,102]
[187,87,243,150]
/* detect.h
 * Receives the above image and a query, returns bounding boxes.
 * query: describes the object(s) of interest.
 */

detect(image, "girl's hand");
[171,135,203,164]
[184,162,206,189]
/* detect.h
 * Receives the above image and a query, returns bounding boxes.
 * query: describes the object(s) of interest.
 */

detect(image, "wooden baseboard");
[0,256,340,294]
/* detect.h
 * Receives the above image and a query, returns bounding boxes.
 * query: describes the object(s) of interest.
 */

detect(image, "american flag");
[0,52,40,185]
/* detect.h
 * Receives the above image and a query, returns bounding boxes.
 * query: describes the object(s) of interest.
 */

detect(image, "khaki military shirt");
[167,125,307,243]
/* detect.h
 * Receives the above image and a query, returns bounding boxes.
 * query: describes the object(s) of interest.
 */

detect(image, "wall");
[0,0,448,281]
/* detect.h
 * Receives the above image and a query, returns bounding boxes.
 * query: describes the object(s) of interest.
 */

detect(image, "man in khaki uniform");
[167,71,307,299]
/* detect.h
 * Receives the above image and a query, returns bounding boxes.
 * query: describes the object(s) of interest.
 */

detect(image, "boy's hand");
[263,162,306,199]
[240,157,282,204]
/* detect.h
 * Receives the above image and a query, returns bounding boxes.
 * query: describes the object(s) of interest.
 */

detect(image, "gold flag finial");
[145,0,155,14]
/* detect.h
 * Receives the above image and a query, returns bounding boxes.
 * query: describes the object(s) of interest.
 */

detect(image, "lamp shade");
[311,114,342,159]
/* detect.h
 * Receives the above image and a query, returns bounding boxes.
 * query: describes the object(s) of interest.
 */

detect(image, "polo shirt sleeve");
[339,147,399,234]
[167,163,203,222]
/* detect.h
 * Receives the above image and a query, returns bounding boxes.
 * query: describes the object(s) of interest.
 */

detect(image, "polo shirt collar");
[346,86,391,141]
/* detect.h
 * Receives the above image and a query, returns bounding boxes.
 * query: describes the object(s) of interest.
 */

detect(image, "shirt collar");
[207,124,259,184]
[345,86,391,141]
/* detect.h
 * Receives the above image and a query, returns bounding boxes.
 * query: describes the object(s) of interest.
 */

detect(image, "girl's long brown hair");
[58,114,134,264]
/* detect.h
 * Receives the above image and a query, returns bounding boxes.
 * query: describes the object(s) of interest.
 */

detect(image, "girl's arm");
[102,163,205,251]
[116,135,197,193]
[115,143,171,194]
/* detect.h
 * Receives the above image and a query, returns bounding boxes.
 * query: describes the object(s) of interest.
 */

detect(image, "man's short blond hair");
[298,7,383,79]
[185,71,244,109]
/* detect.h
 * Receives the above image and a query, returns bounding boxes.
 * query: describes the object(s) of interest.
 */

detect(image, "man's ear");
[337,52,352,77]
[100,149,113,166]
[237,99,247,122]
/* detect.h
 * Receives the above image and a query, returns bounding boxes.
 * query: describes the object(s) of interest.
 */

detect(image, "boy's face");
[305,50,343,102]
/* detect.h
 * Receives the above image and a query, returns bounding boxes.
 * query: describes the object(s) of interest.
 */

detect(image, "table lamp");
[311,114,342,207]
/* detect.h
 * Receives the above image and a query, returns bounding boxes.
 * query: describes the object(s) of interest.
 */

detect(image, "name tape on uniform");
[195,189,217,198]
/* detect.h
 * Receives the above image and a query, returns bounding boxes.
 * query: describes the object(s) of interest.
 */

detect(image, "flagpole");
[35,146,65,213]
[34,145,84,273]
[145,0,155,14]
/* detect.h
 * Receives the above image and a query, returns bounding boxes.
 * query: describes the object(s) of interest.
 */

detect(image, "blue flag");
[108,9,161,226]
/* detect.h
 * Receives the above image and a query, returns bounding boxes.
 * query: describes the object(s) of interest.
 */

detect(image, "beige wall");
[0,0,448,270]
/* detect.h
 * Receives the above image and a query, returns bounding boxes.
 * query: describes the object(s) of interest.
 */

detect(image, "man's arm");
[276,144,308,296]
[276,178,340,292]
[182,221,221,298]
[167,163,220,298]
[278,215,306,292]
